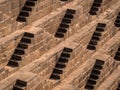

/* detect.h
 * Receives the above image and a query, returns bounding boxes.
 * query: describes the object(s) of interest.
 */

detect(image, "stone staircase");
[89,0,102,15]
[16,0,38,22]
[114,12,120,27]
[55,9,76,38]
[84,59,105,89]
[50,47,73,80]
[0,0,120,90]
[7,32,34,67]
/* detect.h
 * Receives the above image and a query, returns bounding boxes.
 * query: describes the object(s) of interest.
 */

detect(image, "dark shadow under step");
[94,0,102,3]
[95,59,104,65]
[23,32,34,38]
[19,11,29,17]
[15,79,27,87]
[50,74,60,80]
[16,17,26,22]
[87,44,96,50]
[7,60,19,67]
[93,65,103,70]
[13,85,23,90]
[25,1,35,6]
[53,69,63,74]
[55,32,64,38]
[11,54,22,61]
[87,79,97,85]
[63,47,73,53]
[89,74,99,80]
[60,52,71,58]
[89,10,97,15]
[57,28,67,33]
[89,40,98,45]
[114,55,120,61]
[22,6,32,12]
[20,37,31,44]
[14,48,25,55]
[58,57,69,63]
[62,18,71,24]
[64,14,74,19]
[17,43,28,49]
[55,63,66,69]
[85,84,94,89]
[66,9,76,14]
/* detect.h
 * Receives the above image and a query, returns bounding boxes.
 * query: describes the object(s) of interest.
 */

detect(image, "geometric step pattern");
[84,59,105,90]
[16,0,37,22]
[55,9,76,38]
[12,79,27,90]
[7,32,34,67]
[89,0,102,15]
[116,83,120,90]
[114,46,120,61]
[61,0,68,1]
[87,23,106,50]
[50,47,73,80]
[114,12,120,27]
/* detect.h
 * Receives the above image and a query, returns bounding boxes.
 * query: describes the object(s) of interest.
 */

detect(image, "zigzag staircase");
[114,12,120,27]
[89,0,102,15]
[87,23,106,50]
[16,0,37,22]
[85,59,105,90]
[55,9,76,38]
[7,32,34,67]
[114,46,120,61]
[50,47,73,80]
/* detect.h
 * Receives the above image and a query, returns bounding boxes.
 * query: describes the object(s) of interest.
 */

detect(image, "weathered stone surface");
[0,0,120,90]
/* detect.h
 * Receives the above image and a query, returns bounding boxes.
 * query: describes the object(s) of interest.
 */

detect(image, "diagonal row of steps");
[50,47,73,80]
[114,46,120,61]
[87,23,106,50]
[7,32,34,67]
[16,0,37,22]
[85,59,105,90]
[0,0,119,90]
[97,66,120,90]
[89,0,102,15]
[55,9,76,38]
[114,12,120,27]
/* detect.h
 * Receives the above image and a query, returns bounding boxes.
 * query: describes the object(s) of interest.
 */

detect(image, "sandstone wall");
[0,0,120,90]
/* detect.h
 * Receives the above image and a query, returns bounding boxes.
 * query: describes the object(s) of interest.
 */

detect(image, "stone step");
[84,59,105,89]
[7,32,34,67]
